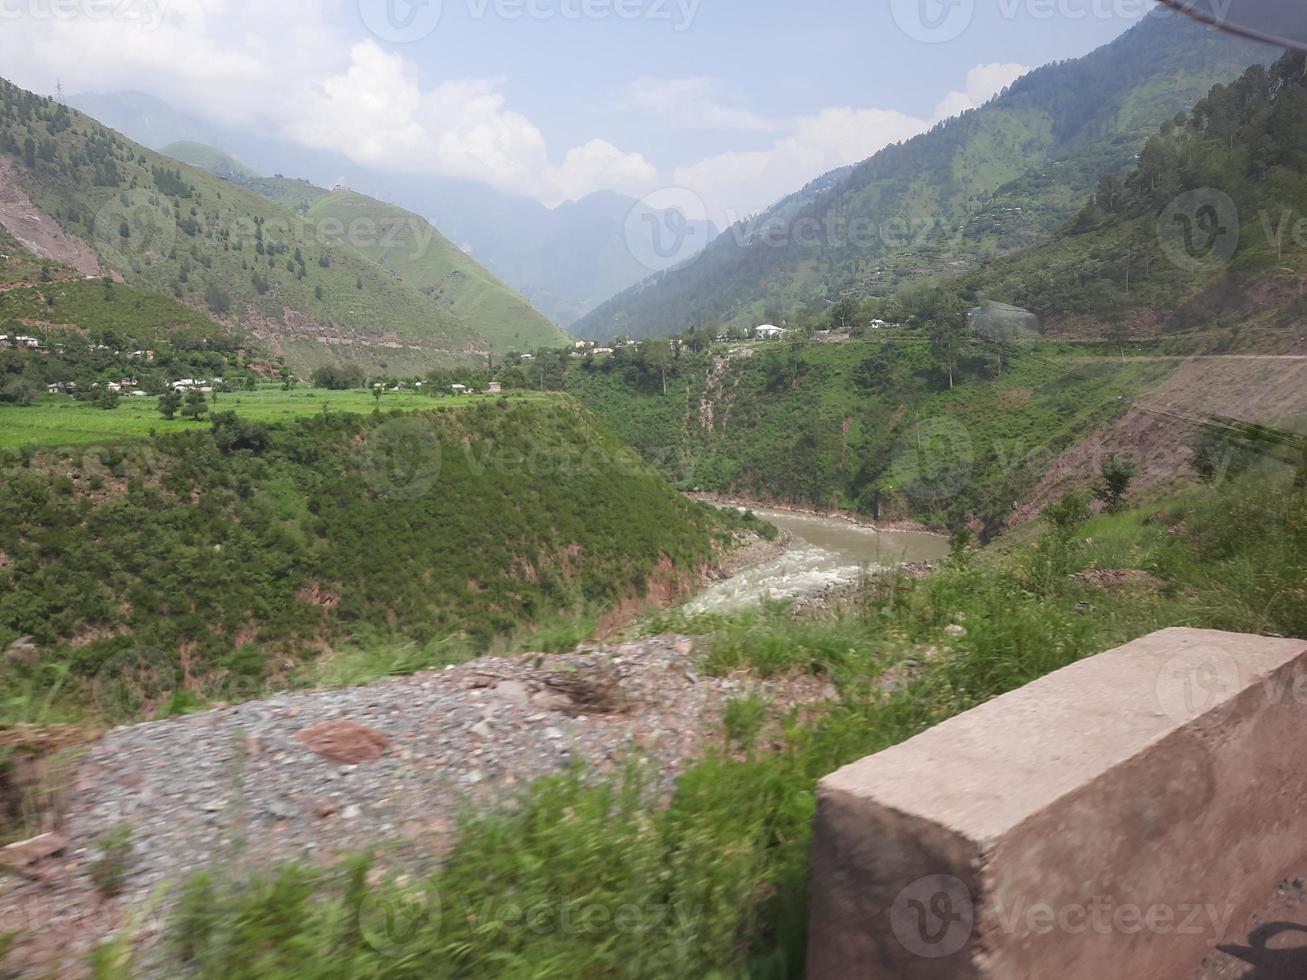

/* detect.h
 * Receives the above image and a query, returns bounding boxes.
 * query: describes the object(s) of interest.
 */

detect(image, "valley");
[3,7,1307,980]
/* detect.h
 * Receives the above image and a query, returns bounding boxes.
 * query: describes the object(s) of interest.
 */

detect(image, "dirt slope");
[1013,356,1307,525]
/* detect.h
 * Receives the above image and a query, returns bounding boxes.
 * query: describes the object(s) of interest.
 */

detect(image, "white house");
[488,381,503,394]
[451,384,470,394]
[755,325,788,340]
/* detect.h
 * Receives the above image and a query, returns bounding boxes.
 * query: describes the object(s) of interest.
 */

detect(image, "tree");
[929,317,966,390]
[0,377,39,406]
[1093,454,1137,514]
[94,388,120,411]
[205,284,231,315]
[157,389,182,420]
[311,364,366,390]
[180,389,209,421]
[641,340,674,395]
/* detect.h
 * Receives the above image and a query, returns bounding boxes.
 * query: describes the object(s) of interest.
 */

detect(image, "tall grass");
[74,477,1307,978]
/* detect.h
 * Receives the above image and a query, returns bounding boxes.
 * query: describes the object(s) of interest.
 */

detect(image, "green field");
[0,387,551,449]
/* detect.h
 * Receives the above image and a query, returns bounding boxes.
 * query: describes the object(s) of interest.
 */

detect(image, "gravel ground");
[0,636,834,977]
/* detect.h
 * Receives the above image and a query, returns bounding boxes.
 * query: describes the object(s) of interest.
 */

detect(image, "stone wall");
[806,628,1307,979]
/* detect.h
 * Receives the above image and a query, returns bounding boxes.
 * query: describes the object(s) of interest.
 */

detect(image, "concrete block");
[806,628,1307,979]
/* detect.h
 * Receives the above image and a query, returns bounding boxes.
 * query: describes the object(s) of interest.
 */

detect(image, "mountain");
[0,76,540,374]
[567,49,1307,538]
[162,142,569,353]
[572,9,1271,341]
[68,91,713,326]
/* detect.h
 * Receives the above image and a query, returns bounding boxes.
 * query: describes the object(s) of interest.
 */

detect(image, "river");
[687,507,952,615]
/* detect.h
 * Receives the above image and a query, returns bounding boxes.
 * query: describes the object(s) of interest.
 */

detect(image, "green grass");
[130,475,1307,980]
[0,388,551,449]
[0,398,747,730]
[567,339,1170,533]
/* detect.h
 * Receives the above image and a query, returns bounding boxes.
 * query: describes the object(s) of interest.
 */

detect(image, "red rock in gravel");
[296,720,390,764]
[0,833,67,871]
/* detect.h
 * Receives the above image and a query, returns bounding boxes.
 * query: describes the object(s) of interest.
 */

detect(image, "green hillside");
[158,140,258,182]
[304,191,569,352]
[566,339,1169,538]
[162,142,570,352]
[0,78,483,375]
[0,399,755,722]
[956,51,1307,341]
[573,10,1268,341]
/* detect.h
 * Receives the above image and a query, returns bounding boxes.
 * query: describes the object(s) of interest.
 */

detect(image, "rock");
[201,799,226,813]
[470,721,494,739]
[0,833,67,871]
[266,800,297,821]
[314,800,338,819]
[945,624,967,638]
[543,727,565,740]
[296,720,390,764]
[494,680,530,704]
[342,804,362,820]
[529,690,574,712]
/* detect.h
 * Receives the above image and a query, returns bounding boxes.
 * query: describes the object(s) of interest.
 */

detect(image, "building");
[487,381,503,394]
[755,325,788,340]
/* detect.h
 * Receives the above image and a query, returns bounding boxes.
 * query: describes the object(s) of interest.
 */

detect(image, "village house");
[755,324,788,340]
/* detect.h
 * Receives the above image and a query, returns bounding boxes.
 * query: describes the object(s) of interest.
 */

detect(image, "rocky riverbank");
[0,636,834,977]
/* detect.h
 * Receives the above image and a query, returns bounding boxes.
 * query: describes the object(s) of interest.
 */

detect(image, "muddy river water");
[687,507,951,615]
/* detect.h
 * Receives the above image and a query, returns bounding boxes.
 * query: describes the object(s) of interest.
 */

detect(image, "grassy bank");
[0,388,553,450]
[0,399,758,732]
[105,473,1306,979]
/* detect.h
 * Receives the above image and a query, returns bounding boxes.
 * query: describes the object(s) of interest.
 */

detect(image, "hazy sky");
[0,0,1156,221]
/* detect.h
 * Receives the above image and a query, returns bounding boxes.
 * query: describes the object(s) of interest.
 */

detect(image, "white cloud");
[619,78,778,132]
[0,3,654,205]
[674,107,930,228]
[933,63,1030,120]
[545,140,658,204]
[288,43,653,205]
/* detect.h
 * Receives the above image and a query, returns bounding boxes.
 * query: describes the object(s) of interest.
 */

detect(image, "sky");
[0,0,1155,224]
